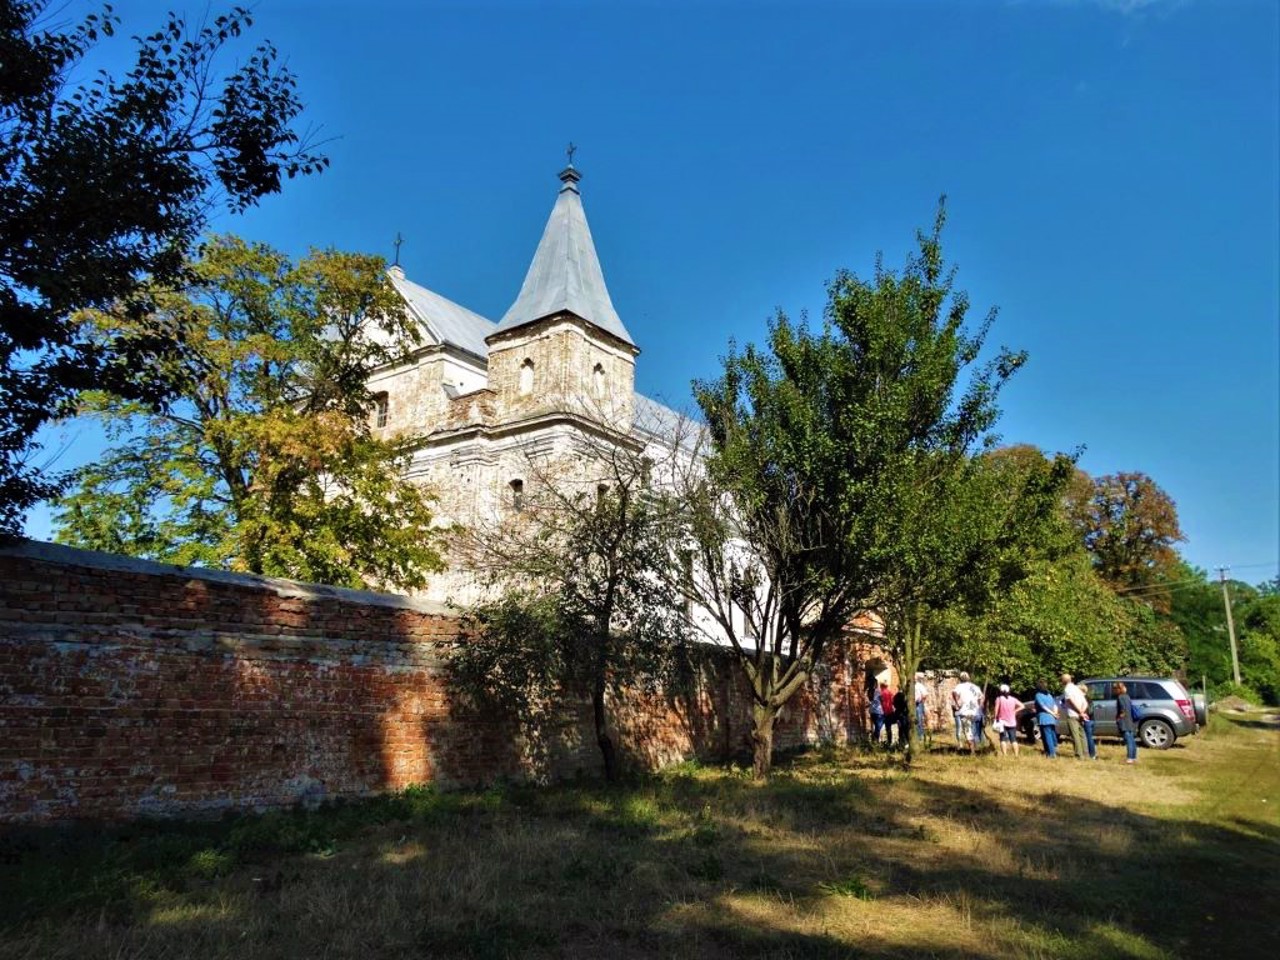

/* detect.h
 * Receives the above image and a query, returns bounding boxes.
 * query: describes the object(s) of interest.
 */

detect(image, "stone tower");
[485,164,638,431]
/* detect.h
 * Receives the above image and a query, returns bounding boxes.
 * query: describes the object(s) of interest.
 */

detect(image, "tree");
[52,236,443,591]
[1237,589,1280,704]
[1167,562,1233,684]
[1071,471,1186,604]
[925,451,1132,691]
[689,201,1058,775]
[1,1,327,533]
[448,414,693,781]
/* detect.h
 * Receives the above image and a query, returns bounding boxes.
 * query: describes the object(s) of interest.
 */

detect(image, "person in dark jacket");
[892,688,910,747]
[1115,680,1139,763]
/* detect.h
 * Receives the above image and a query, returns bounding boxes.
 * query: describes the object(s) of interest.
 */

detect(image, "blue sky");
[27,0,1280,584]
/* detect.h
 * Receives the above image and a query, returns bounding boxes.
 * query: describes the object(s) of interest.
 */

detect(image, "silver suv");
[1083,676,1202,749]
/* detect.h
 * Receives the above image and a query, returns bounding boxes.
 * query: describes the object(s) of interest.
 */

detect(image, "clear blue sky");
[27,0,1280,584]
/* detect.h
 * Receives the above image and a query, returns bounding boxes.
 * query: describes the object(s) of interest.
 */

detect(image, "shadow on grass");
[2,744,1278,960]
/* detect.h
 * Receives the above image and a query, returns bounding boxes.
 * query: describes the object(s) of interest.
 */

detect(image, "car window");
[1129,681,1164,700]
[1086,682,1109,701]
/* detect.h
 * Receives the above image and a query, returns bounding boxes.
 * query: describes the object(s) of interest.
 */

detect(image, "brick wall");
[0,542,872,824]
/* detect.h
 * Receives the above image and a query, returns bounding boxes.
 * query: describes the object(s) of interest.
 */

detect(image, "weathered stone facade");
[360,166,672,609]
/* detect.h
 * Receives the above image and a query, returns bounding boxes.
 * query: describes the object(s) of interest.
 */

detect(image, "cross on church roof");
[392,232,403,267]
[566,142,577,166]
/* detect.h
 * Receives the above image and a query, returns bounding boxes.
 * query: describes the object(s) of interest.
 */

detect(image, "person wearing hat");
[992,684,1023,757]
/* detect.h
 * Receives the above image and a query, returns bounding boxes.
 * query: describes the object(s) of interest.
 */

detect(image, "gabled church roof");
[388,268,497,360]
[495,166,635,348]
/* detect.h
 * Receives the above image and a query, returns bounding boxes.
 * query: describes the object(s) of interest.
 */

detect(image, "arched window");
[509,478,524,512]
[592,362,605,399]
[519,358,534,396]
[372,392,389,428]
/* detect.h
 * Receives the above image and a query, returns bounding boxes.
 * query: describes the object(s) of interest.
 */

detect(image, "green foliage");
[819,875,875,900]
[0,2,326,533]
[52,236,443,591]
[1168,563,1232,684]
[1237,590,1280,704]
[1116,601,1189,677]
[690,201,1064,772]
[930,548,1131,687]
[1210,681,1262,706]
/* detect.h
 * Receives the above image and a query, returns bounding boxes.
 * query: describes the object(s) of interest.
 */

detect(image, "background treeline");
[928,450,1279,705]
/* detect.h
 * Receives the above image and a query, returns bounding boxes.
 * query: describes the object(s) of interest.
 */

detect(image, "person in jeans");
[1034,679,1060,758]
[1115,680,1139,764]
[868,680,885,745]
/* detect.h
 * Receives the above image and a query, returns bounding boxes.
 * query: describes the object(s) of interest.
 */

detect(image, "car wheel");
[1139,718,1175,750]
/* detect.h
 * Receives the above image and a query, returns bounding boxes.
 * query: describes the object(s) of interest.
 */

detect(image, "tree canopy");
[689,201,1058,774]
[1,1,327,533]
[1071,470,1186,603]
[52,236,443,591]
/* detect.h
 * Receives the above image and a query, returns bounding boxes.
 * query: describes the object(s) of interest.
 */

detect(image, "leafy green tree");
[52,236,442,591]
[690,202,1060,775]
[450,426,692,781]
[1116,602,1189,677]
[1236,586,1280,704]
[872,443,1073,752]
[1,1,327,533]
[930,546,1132,691]
[1167,562,1233,684]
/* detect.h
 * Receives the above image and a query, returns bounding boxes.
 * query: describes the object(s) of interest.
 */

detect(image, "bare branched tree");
[447,399,695,781]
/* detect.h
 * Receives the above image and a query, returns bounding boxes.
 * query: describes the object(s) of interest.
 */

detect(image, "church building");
[367,162,682,607]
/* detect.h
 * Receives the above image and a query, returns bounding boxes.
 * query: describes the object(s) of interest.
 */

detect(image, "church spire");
[495,160,635,347]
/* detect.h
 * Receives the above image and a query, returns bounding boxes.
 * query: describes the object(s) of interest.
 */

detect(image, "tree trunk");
[900,608,924,765]
[751,700,778,780]
[592,679,618,782]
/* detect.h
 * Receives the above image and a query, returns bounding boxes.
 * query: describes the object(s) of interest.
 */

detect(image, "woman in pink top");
[993,685,1023,757]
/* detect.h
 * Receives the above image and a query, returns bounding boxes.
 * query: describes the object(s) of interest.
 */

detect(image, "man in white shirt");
[1060,673,1094,760]
[952,672,984,755]
[914,672,929,744]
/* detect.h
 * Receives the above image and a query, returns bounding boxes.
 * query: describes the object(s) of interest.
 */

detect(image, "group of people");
[870,670,1141,762]
[866,674,934,748]
[867,680,910,746]
[1025,674,1141,763]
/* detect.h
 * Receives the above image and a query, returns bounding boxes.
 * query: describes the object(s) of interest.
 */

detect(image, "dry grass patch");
[2,716,1276,959]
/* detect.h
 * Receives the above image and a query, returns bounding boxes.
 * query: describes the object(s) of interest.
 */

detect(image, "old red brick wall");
[1,542,869,823]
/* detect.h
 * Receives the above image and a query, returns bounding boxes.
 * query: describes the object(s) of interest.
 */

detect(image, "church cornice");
[409,409,645,456]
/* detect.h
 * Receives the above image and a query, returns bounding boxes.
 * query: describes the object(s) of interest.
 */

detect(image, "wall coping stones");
[0,539,454,616]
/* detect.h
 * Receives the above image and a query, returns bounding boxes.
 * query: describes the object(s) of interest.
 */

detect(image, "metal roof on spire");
[494,160,635,347]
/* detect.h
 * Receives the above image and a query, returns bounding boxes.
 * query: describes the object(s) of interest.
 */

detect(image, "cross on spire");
[392,232,403,267]
[566,142,577,166]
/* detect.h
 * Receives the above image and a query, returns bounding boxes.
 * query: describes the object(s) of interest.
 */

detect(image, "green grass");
[1,709,1276,959]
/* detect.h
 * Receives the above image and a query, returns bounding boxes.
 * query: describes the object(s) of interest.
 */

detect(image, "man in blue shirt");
[1033,679,1060,758]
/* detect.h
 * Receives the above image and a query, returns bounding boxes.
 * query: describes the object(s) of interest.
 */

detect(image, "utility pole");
[1218,567,1242,684]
